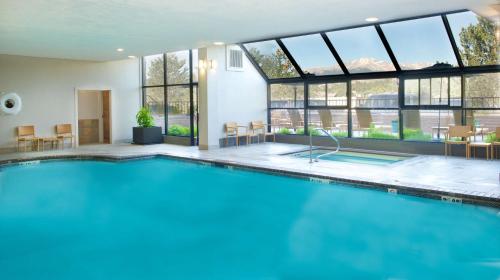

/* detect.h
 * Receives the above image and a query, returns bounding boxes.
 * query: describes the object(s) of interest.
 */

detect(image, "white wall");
[198,45,267,149]
[0,54,141,151]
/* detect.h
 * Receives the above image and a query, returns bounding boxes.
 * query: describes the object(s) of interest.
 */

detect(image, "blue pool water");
[0,158,499,279]
[292,149,411,165]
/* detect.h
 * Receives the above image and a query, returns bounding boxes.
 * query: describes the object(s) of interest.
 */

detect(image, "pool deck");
[0,143,499,207]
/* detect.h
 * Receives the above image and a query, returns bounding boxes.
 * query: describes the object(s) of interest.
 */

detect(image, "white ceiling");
[0,0,497,61]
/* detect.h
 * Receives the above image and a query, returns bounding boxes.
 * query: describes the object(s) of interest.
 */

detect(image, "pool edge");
[0,153,499,209]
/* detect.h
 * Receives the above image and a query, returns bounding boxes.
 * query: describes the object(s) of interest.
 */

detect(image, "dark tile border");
[1,153,499,209]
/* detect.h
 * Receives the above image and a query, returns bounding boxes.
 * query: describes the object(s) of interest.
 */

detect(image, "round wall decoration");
[0,92,22,115]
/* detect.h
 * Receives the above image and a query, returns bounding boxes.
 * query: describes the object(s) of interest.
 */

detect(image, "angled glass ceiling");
[244,40,300,79]
[381,16,458,70]
[281,34,344,76]
[327,26,396,73]
[447,11,499,67]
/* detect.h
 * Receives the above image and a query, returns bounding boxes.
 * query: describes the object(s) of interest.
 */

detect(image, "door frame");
[74,88,112,147]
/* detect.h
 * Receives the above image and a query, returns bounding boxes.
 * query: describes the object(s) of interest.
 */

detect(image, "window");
[402,110,461,141]
[351,78,399,108]
[381,16,458,70]
[281,34,343,76]
[308,109,348,137]
[327,26,396,73]
[142,49,198,141]
[466,110,500,140]
[464,73,500,108]
[166,50,190,85]
[167,86,191,136]
[144,87,165,133]
[271,109,305,134]
[352,110,400,139]
[308,82,347,107]
[143,54,164,86]
[244,40,300,79]
[447,11,500,67]
[404,76,461,106]
[270,83,304,108]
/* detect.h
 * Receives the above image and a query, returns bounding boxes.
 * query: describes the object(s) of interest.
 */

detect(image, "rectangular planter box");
[133,127,163,145]
[165,135,192,146]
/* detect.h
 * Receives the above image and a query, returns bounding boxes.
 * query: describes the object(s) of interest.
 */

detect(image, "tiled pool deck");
[0,143,499,207]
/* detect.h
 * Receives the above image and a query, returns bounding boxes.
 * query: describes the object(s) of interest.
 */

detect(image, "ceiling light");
[365,17,379,22]
[128,55,136,59]
[213,42,225,46]
[116,48,124,52]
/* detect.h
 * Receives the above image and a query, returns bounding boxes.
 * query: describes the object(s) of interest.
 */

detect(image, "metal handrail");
[309,127,340,163]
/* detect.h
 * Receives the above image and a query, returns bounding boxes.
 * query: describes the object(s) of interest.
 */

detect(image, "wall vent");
[19,160,40,166]
[226,45,244,71]
[387,188,398,194]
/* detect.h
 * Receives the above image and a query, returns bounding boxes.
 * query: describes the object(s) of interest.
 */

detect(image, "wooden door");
[102,90,110,144]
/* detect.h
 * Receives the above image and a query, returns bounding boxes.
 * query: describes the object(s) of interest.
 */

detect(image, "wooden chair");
[444,125,473,159]
[352,109,373,136]
[224,122,249,147]
[17,125,38,152]
[491,127,500,159]
[56,124,75,149]
[249,121,275,144]
[286,109,304,132]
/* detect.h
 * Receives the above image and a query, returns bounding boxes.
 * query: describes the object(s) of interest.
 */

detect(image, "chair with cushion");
[56,124,75,149]
[17,125,38,152]
[444,125,473,159]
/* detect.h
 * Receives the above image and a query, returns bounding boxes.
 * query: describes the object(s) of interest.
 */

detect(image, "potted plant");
[132,107,163,144]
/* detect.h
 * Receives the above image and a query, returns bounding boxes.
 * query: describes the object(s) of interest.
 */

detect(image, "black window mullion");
[375,25,401,72]
[189,49,195,145]
[163,53,168,135]
[239,43,270,82]
[347,80,352,138]
[442,15,464,69]
[276,39,306,78]
[320,32,349,75]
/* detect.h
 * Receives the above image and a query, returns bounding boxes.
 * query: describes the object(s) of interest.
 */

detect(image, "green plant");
[403,128,432,141]
[277,128,292,135]
[295,128,322,136]
[136,107,155,128]
[168,125,191,136]
[363,124,398,139]
[486,132,497,143]
[331,131,348,138]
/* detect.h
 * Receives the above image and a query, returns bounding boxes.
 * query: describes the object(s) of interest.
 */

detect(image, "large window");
[270,83,304,108]
[143,54,164,86]
[447,11,500,67]
[351,78,399,108]
[142,49,198,143]
[253,10,499,143]
[352,110,400,139]
[327,26,396,73]
[167,86,191,136]
[308,82,347,107]
[464,73,500,108]
[402,110,461,141]
[244,40,300,79]
[282,34,343,76]
[381,16,458,70]
[404,76,461,106]
[143,87,165,132]
[166,50,190,85]
[308,109,348,137]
